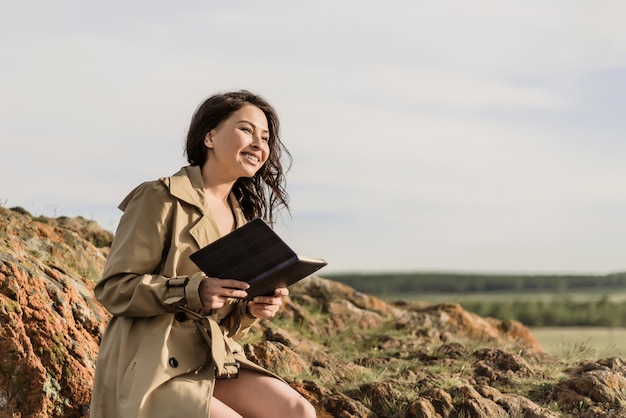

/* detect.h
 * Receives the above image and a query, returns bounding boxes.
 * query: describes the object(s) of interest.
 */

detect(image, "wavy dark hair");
[185,90,291,223]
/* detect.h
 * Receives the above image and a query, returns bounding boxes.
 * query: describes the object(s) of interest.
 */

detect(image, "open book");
[189,218,327,300]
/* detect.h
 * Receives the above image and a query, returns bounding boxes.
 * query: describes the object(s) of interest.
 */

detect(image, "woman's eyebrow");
[237,119,269,133]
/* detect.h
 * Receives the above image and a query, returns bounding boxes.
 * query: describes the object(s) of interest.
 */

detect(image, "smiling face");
[203,104,270,181]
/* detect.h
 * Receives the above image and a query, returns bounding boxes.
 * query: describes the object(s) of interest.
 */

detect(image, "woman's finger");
[274,287,289,297]
[218,279,251,291]
[248,301,279,319]
[252,295,281,305]
[199,278,249,308]
[202,278,249,297]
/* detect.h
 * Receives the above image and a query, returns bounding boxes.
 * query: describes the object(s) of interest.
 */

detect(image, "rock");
[553,357,626,416]
[422,388,455,417]
[3,205,626,417]
[420,303,544,352]
[0,206,110,417]
[406,398,441,418]
[457,384,509,417]
[473,348,535,384]
[290,380,377,418]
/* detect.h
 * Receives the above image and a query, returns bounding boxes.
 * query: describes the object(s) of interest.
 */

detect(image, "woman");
[90,90,316,417]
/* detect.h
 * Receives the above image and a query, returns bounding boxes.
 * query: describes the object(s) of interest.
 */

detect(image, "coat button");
[168,357,179,368]
[174,312,188,322]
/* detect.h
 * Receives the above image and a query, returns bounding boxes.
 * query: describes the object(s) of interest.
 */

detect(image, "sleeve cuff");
[185,272,205,311]
[163,277,188,308]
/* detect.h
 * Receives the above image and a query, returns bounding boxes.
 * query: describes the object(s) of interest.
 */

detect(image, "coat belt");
[178,306,240,378]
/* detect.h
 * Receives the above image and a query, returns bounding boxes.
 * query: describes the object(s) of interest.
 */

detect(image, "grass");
[250,289,626,416]
[531,326,626,360]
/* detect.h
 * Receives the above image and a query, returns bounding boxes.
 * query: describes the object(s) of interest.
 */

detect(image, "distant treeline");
[326,272,626,326]
[325,272,626,295]
[464,297,626,327]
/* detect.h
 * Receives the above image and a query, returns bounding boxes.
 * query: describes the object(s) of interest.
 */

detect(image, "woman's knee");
[293,395,316,418]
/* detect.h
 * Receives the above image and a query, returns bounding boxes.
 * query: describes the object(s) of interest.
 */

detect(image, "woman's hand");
[247,287,289,319]
[199,276,250,310]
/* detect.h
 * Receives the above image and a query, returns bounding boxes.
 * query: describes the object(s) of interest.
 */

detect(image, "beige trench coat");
[90,166,274,418]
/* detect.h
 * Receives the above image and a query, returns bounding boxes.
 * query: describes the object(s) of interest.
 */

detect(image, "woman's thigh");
[213,369,315,418]
[210,397,243,418]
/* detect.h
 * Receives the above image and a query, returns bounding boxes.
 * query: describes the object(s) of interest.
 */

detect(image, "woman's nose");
[251,134,266,148]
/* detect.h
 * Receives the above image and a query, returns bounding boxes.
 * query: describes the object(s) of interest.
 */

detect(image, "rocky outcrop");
[1,206,625,417]
[552,357,626,417]
[0,207,110,417]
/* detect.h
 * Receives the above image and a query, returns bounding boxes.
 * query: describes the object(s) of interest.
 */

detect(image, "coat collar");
[161,165,246,226]
[162,165,205,211]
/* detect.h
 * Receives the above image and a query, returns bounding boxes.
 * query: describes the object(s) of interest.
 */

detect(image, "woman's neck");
[201,163,236,203]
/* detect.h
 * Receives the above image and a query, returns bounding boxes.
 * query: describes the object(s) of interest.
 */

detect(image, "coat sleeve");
[94,181,204,317]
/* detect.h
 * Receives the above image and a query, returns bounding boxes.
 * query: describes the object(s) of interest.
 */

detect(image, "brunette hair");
[185,90,291,222]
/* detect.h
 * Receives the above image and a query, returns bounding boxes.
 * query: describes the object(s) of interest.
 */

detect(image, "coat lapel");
[160,166,248,249]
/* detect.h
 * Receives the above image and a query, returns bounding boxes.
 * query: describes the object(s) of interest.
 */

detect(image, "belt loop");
[215,362,240,379]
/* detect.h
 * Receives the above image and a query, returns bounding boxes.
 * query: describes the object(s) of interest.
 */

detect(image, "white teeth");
[242,152,260,163]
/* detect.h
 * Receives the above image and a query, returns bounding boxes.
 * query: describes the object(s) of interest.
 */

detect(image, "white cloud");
[2,1,625,274]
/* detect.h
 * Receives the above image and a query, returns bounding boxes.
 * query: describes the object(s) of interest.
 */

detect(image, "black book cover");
[189,218,327,300]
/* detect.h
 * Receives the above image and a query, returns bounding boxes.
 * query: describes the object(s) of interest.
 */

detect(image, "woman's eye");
[262,137,269,142]
[241,127,252,133]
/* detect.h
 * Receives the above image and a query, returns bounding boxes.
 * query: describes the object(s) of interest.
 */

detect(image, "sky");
[2,1,625,275]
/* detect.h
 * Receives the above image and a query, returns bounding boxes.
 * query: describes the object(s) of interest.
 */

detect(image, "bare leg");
[213,369,316,418]
[210,397,243,418]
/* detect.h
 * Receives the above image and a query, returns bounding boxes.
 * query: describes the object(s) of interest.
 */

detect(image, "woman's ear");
[204,131,214,148]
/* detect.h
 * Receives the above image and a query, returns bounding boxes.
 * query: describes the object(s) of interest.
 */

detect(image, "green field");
[531,327,626,360]
[383,289,626,304]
